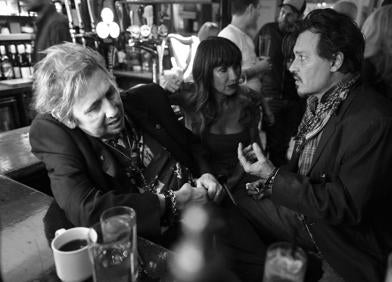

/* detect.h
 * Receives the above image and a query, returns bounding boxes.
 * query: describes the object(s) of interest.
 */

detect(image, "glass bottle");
[0,45,13,80]
[8,44,21,79]
[17,44,31,79]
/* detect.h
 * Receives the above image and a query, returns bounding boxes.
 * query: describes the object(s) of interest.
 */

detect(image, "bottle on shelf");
[17,44,31,79]
[25,43,34,75]
[0,45,14,80]
[8,44,21,79]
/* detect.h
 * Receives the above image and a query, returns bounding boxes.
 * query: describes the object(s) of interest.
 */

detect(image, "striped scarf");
[294,74,360,175]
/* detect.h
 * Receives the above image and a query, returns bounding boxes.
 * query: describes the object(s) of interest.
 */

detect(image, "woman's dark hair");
[290,8,364,73]
[188,36,242,134]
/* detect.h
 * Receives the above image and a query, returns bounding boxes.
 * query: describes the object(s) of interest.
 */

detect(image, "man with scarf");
[237,9,392,282]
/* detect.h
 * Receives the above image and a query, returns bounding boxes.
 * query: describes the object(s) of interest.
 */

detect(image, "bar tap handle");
[86,0,102,32]
[63,0,77,43]
[74,0,86,46]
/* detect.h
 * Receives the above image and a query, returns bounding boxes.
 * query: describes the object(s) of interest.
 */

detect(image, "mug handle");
[54,228,66,238]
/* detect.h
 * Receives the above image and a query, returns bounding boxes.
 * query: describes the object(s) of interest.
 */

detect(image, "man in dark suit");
[29,43,222,245]
[238,9,392,281]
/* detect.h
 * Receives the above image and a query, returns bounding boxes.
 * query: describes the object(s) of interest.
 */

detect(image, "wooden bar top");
[0,126,43,178]
[0,79,32,97]
[0,175,173,281]
[0,175,54,282]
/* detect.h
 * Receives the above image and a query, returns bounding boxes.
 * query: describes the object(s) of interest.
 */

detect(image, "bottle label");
[1,62,13,79]
[13,67,21,79]
[21,67,31,79]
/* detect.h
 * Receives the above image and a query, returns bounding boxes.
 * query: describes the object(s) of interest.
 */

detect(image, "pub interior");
[1,0,391,281]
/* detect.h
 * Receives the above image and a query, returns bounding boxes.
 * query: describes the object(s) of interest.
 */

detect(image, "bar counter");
[0,126,42,178]
[0,175,53,281]
[0,79,34,129]
[0,175,173,282]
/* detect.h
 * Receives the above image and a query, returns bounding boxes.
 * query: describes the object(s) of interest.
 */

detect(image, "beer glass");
[88,206,137,282]
[263,242,307,282]
[258,34,272,57]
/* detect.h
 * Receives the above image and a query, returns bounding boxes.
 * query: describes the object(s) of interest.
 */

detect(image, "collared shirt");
[296,74,360,175]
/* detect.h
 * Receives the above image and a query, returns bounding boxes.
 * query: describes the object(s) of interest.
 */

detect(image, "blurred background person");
[21,0,71,63]
[219,0,272,97]
[255,0,307,166]
[382,0,392,6]
[361,5,392,99]
[198,21,220,41]
[333,0,358,20]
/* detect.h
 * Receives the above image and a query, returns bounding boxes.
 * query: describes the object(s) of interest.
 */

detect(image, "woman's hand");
[159,69,183,93]
[254,56,272,74]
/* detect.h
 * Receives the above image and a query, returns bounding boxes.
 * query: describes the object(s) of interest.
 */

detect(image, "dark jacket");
[273,82,392,281]
[255,22,298,101]
[34,4,71,63]
[362,57,392,100]
[30,84,207,242]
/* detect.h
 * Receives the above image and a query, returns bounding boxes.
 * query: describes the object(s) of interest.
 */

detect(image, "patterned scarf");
[294,74,360,175]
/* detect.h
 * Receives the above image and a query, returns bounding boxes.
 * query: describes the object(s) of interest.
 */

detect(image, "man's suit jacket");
[273,81,392,281]
[30,84,206,242]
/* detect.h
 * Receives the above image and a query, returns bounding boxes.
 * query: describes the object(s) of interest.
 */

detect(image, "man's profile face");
[72,70,124,139]
[289,30,333,98]
[278,5,299,32]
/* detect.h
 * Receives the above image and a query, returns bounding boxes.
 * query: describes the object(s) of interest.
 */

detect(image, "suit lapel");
[87,136,119,178]
[307,85,358,173]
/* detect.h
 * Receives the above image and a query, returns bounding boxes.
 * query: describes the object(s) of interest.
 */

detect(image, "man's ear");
[330,52,344,72]
[246,2,256,14]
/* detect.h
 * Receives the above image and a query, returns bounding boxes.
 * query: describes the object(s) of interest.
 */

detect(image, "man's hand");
[196,173,223,202]
[254,56,272,74]
[159,70,183,93]
[238,142,275,182]
[174,183,208,210]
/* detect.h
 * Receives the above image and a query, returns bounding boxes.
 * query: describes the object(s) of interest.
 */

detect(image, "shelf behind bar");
[119,0,212,3]
[113,69,153,80]
[0,33,34,41]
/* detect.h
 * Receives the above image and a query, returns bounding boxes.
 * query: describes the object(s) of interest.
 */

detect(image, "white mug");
[51,227,92,282]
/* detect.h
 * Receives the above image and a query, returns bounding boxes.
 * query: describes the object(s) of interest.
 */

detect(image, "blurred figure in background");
[21,0,71,63]
[219,0,272,97]
[197,21,220,41]
[333,0,358,20]
[382,0,392,6]
[255,0,307,166]
[361,5,392,99]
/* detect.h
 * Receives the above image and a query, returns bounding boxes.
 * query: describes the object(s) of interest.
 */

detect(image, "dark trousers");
[217,183,323,281]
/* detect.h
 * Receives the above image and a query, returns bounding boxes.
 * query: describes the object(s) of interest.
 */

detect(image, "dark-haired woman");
[171,36,271,189]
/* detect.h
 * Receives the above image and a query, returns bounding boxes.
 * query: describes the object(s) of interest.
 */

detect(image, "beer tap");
[63,0,77,43]
[128,39,161,83]
[73,0,86,46]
